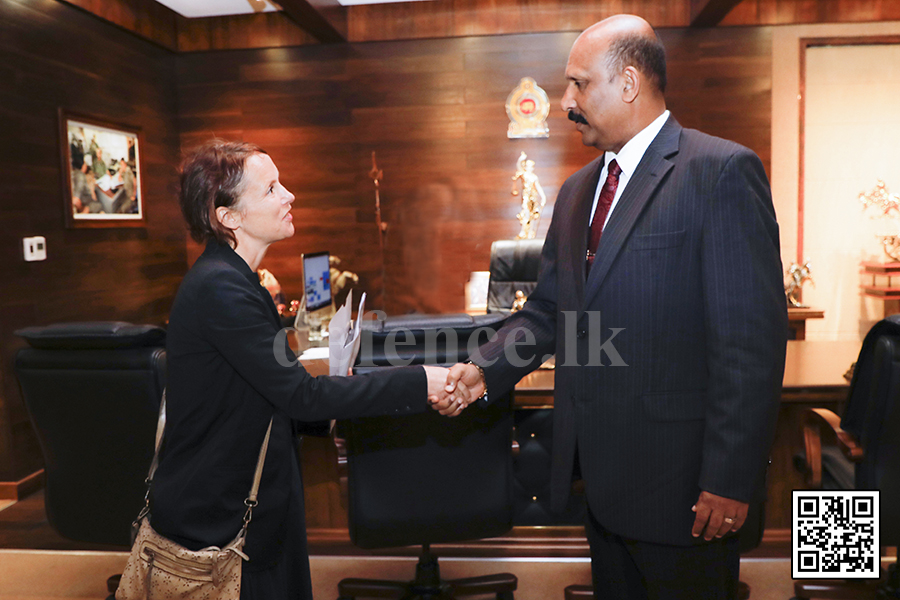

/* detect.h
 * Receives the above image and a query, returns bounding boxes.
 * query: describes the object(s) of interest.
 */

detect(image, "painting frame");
[59,109,145,228]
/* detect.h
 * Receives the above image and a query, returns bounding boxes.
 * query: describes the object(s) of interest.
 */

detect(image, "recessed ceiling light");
[155,0,280,18]
[337,0,436,5]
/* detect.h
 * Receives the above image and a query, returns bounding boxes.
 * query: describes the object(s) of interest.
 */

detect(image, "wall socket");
[23,236,47,262]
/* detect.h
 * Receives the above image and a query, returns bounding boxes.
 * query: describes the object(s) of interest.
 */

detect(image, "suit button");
[577,329,587,339]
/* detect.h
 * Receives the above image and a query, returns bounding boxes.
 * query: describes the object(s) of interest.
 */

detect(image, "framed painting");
[59,109,145,228]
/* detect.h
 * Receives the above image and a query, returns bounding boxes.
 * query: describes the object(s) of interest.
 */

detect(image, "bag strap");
[146,389,168,483]
[136,389,274,529]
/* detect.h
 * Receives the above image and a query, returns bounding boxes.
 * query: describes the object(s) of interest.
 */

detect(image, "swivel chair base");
[337,546,516,600]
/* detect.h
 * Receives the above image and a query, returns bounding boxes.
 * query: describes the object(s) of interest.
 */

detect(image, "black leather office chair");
[14,321,166,599]
[791,316,900,600]
[336,313,517,600]
[487,239,544,314]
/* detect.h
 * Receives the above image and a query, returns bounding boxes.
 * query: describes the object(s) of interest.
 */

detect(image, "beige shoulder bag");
[116,392,273,600]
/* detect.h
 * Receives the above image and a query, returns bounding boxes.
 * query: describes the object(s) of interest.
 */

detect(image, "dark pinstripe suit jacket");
[475,116,788,546]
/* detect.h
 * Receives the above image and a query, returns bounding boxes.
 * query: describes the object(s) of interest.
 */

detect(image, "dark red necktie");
[586,159,622,270]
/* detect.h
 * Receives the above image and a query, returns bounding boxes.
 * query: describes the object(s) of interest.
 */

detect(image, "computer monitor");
[302,251,332,315]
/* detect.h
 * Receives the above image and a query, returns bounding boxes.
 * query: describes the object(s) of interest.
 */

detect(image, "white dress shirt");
[589,110,671,230]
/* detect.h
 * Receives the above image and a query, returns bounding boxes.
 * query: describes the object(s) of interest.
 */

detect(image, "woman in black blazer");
[150,140,462,599]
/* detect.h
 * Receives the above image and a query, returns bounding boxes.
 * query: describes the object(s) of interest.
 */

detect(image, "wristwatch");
[465,360,489,405]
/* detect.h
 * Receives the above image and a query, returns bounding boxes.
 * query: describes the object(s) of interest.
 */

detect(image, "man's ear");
[622,66,641,103]
[215,206,240,231]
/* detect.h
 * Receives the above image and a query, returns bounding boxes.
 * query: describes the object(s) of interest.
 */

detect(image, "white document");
[329,290,366,377]
[95,173,113,192]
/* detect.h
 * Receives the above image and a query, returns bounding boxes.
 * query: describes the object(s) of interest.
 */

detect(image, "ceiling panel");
[155,0,280,18]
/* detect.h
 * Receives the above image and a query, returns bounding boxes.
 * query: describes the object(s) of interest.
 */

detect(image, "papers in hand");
[329,290,366,377]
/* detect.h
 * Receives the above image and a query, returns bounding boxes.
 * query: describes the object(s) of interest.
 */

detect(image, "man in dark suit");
[441,14,787,599]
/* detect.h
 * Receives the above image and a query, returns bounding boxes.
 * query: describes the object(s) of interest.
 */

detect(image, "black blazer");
[150,242,426,570]
[474,117,788,546]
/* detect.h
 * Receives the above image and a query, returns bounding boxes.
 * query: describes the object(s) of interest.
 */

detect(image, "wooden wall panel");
[0,0,183,482]
[57,0,178,50]
[346,0,694,42]
[722,0,900,25]
[176,26,772,320]
[177,13,318,52]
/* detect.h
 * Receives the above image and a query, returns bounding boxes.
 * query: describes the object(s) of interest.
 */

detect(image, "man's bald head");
[578,15,667,95]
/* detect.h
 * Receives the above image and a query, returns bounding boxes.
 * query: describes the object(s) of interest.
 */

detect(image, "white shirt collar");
[591,110,671,229]
[604,109,670,177]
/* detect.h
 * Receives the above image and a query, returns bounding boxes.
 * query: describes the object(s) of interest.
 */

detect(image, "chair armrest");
[800,408,863,487]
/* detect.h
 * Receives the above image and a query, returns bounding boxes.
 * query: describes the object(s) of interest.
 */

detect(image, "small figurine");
[329,256,359,297]
[511,152,547,240]
[511,290,528,313]
[785,260,814,308]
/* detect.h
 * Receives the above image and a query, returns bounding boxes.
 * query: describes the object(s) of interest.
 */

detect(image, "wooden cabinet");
[860,261,900,316]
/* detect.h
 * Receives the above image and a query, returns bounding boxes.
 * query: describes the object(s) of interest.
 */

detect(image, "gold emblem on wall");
[506,77,550,139]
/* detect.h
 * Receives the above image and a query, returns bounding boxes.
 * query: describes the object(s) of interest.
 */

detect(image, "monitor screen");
[302,251,332,313]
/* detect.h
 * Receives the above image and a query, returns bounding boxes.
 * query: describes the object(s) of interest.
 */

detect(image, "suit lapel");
[582,117,682,311]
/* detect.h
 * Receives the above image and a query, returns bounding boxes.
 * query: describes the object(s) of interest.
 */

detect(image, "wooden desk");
[787,307,825,340]
[860,261,900,317]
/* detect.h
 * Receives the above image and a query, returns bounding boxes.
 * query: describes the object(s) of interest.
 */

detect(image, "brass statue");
[785,260,814,308]
[511,152,547,240]
[859,180,900,261]
[859,180,900,217]
[511,290,528,313]
[329,255,359,297]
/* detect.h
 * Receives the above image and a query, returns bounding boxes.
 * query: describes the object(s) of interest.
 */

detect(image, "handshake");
[423,364,486,417]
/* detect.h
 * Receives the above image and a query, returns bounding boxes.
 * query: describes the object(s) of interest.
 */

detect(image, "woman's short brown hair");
[179,139,267,246]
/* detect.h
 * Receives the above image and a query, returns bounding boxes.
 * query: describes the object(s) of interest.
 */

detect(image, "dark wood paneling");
[176,12,318,52]
[346,0,694,42]
[57,0,179,50]
[691,0,745,26]
[279,0,347,44]
[723,0,900,25]
[0,0,184,481]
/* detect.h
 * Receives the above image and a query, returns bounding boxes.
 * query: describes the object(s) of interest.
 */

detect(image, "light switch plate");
[23,236,47,261]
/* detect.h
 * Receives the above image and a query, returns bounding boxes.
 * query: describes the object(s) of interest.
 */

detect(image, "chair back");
[347,314,514,549]
[840,315,900,543]
[487,240,544,314]
[14,322,166,546]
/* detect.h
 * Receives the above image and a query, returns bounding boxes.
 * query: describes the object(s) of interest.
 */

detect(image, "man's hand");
[423,366,470,417]
[691,490,748,541]
[445,363,486,401]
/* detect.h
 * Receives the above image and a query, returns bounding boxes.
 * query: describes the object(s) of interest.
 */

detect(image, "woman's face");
[230,153,295,248]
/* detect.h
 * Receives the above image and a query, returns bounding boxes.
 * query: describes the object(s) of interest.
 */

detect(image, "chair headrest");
[489,239,544,281]
[361,313,506,333]
[15,321,166,350]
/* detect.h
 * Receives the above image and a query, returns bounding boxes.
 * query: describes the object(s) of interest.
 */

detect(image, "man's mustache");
[568,110,588,125]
